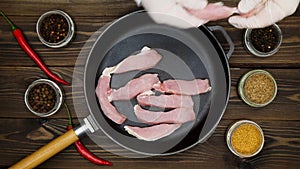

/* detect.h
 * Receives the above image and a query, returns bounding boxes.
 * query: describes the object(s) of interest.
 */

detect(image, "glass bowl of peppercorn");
[36,10,74,48]
[24,79,63,117]
[244,24,282,57]
[238,69,277,107]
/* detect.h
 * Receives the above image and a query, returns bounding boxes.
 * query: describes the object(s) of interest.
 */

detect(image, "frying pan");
[10,11,233,168]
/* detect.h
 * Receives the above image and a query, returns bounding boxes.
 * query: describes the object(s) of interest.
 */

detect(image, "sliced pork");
[134,105,195,124]
[95,71,126,124]
[137,92,194,108]
[153,79,211,95]
[108,74,160,101]
[124,123,181,141]
[107,47,162,74]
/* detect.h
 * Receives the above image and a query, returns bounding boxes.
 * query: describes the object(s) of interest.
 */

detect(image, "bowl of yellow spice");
[238,69,277,107]
[226,120,264,158]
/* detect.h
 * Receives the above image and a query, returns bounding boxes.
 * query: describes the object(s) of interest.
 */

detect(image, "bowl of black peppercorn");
[25,79,63,117]
[244,24,282,57]
[36,10,74,48]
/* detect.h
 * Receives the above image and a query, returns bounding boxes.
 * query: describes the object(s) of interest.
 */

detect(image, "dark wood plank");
[0,0,139,67]
[224,68,300,120]
[0,15,114,67]
[0,118,299,169]
[0,0,138,17]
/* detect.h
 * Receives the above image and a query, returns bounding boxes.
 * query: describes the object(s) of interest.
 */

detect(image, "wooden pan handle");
[9,129,79,169]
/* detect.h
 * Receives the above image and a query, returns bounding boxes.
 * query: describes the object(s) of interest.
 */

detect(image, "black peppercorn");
[250,25,279,53]
[28,83,57,113]
[39,14,69,43]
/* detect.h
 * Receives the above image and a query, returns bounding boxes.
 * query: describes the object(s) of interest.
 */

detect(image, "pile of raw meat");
[96,47,211,141]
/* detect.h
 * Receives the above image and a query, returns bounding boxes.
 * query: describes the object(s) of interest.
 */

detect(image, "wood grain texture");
[0,0,299,168]
[9,129,79,169]
[0,119,299,169]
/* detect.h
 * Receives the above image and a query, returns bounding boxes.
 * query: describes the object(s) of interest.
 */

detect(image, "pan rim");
[82,10,231,156]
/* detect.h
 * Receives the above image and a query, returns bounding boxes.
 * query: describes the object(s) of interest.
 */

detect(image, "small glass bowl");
[226,120,264,158]
[24,79,63,117]
[244,24,282,57]
[238,69,277,107]
[36,10,74,48]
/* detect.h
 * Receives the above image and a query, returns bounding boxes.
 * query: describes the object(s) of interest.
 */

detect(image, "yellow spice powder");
[244,73,275,104]
[231,124,262,155]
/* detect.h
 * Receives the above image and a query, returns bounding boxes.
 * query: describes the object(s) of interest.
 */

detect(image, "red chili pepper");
[0,10,70,86]
[64,103,113,166]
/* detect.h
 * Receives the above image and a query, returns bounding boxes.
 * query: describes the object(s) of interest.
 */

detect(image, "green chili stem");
[64,103,73,126]
[0,10,17,31]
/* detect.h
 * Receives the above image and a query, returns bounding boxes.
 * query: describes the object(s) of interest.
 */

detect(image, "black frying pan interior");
[84,11,230,155]
[95,33,211,140]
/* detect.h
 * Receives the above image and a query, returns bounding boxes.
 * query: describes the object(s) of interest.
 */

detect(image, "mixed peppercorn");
[250,25,279,53]
[39,14,69,43]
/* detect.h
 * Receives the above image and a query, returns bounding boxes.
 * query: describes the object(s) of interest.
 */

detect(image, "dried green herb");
[244,73,275,104]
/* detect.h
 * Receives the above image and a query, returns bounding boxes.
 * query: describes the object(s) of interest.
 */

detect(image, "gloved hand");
[135,0,208,28]
[135,0,237,29]
[229,0,300,29]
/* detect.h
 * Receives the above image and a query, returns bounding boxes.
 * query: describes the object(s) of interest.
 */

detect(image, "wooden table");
[1,1,299,168]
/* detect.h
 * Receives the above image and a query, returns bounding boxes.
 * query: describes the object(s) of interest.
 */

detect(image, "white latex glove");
[135,0,209,29]
[229,0,300,29]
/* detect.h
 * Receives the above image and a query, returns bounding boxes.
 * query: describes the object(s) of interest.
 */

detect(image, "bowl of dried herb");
[24,79,63,117]
[36,10,74,48]
[238,69,277,107]
[244,24,282,57]
[226,120,264,158]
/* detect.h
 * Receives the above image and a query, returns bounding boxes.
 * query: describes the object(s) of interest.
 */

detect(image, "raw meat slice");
[153,79,211,95]
[134,105,195,124]
[124,123,181,141]
[107,47,162,74]
[108,74,160,101]
[187,2,238,21]
[95,71,126,124]
[137,92,194,108]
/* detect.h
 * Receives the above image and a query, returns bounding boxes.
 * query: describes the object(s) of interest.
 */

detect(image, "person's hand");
[135,0,237,29]
[135,0,208,28]
[229,0,300,29]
